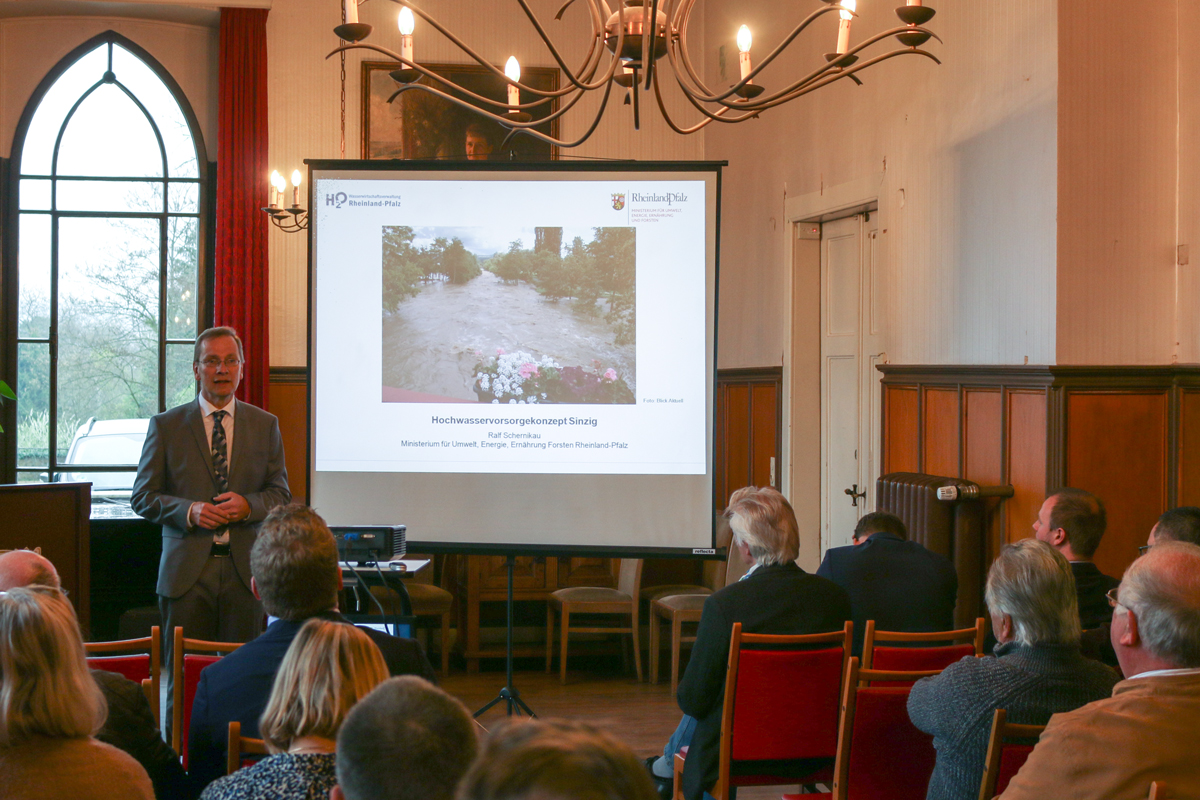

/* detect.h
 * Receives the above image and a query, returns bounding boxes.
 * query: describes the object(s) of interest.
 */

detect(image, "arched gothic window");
[9,32,208,499]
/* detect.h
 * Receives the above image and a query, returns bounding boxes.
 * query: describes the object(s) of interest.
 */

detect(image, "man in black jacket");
[186,504,436,794]
[1032,488,1118,630]
[646,487,851,800]
[0,549,187,800]
[817,511,957,656]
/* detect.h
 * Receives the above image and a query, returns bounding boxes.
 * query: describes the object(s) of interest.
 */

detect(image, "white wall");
[704,0,1059,369]
[266,0,705,365]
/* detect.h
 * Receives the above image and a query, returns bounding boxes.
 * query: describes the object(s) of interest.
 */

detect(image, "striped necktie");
[211,410,229,494]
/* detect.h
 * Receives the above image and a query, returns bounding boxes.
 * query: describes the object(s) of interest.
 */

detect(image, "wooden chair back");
[861,618,986,678]
[977,708,1046,800]
[616,558,644,598]
[85,625,161,722]
[714,621,853,799]
[226,720,270,775]
[172,626,243,765]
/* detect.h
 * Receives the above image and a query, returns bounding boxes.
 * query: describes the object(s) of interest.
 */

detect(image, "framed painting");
[362,61,560,161]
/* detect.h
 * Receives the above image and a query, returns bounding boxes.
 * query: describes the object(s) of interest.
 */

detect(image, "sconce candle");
[345,0,358,24]
[291,170,302,207]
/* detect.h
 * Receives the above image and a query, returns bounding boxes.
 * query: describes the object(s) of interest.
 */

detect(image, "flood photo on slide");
[381,225,635,405]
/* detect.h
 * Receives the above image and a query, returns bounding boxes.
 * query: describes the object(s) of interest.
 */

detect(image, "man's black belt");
[210,542,232,557]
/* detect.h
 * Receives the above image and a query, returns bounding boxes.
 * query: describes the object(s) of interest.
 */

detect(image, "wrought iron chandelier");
[328,0,940,151]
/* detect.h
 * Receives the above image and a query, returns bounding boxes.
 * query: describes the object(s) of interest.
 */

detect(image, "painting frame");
[362,61,560,161]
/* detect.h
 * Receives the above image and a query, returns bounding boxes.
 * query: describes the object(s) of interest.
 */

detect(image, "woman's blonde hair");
[259,618,389,752]
[0,585,105,744]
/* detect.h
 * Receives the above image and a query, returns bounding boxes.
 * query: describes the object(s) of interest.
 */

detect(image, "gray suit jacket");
[131,398,291,598]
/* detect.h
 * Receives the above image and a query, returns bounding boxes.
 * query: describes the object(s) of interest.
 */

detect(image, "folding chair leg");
[559,607,570,685]
[670,615,683,696]
[439,611,451,676]
[545,605,554,673]
[649,612,661,685]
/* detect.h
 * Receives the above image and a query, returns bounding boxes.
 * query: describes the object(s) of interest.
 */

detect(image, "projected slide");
[313,172,710,480]
[379,225,636,406]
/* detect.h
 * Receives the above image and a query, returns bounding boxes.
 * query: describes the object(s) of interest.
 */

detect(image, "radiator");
[876,473,1012,629]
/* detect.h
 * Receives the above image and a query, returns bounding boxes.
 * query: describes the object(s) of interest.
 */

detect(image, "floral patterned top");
[198,753,337,800]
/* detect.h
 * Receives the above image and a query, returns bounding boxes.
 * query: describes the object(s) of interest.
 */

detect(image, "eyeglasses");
[1106,587,1124,610]
[198,357,243,370]
[1138,544,1151,555]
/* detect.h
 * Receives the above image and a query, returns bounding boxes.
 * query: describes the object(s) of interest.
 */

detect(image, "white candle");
[836,0,855,55]
[270,170,282,206]
[505,56,521,108]
[908,0,922,5]
[736,26,752,81]
[398,7,415,61]
[345,0,358,25]
[291,170,302,207]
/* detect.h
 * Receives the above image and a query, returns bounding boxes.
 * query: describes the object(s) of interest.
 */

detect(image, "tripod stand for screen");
[474,555,537,718]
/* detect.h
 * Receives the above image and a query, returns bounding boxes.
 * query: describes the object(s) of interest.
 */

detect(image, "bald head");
[0,550,61,591]
[1115,541,1200,671]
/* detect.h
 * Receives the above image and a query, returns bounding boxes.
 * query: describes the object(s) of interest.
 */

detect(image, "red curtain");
[215,7,270,408]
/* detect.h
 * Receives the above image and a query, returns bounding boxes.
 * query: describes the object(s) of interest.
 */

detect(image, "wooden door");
[715,368,782,508]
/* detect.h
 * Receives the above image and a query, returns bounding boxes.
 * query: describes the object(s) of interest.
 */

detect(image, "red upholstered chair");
[781,658,941,800]
[172,627,242,767]
[85,625,162,722]
[672,621,853,800]
[226,721,270,775]
[977,708,1046,800]
[860,618,985,685]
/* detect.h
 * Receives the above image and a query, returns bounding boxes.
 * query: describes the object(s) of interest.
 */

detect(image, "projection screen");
[308,160,722,556]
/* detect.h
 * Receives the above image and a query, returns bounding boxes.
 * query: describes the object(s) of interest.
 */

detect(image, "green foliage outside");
[381,227,482,312]
[17,194,199,467]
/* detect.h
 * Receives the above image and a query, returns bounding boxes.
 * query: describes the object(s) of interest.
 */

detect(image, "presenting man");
[817,511,957,656]
[131,326,291,728]
[998,541,1200,799]
[646,486,851,800]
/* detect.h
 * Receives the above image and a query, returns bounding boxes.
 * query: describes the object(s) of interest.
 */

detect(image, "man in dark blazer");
[1032,488,1118,630]
[187,504,437,793]
[132,326,291,729]
[647,487,851,800]
[817,511,957,656]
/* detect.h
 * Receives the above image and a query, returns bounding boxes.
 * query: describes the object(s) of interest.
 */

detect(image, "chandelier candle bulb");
[736,25,752,81]
[291,170,302,207]
[345,0,358,25]
[398,7,415,61]
[270,170,283,206]
[837,0,856,55]
[908,0,922,5]
[505,56,521,108]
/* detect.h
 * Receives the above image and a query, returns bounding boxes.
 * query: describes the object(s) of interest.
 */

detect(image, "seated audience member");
[1032,488,1118,629]
[817,511,957,655]
[1147,506,1200,547]
[997,541,1200,800]
[0,585,154,800]
[188,504,436,789]
[199,618,390,800]
[459,719,658,800]
[646,486,852,800]
[331,676,476,800]
[0,550,185,800]
[907,539,1117,800]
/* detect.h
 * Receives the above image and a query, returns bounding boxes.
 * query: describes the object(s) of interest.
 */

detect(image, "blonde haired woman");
[199,618,390,800]
[0,585,154,800]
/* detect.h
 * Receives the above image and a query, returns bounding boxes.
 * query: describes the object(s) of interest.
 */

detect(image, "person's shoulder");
[77,737,155,789]
[154,399,200,425]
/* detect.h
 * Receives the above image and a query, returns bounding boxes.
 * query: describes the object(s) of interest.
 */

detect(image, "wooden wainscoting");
[879,365,1200,580]
[268,367,308,503]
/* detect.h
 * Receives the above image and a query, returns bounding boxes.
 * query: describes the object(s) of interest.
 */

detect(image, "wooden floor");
[442,662,803,799]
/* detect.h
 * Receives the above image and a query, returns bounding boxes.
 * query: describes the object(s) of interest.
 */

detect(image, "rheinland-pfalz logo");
[325,193,402,209]
[326,192,348,208]
[611,192,625,211]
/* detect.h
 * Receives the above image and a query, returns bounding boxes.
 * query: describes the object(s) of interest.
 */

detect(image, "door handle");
[844,484,866,507]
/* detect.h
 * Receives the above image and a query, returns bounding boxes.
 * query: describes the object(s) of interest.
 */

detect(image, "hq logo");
[326,192,348,208]
[611,193,625,211]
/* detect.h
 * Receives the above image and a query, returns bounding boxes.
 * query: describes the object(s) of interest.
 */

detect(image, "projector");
[331,525,406,563]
